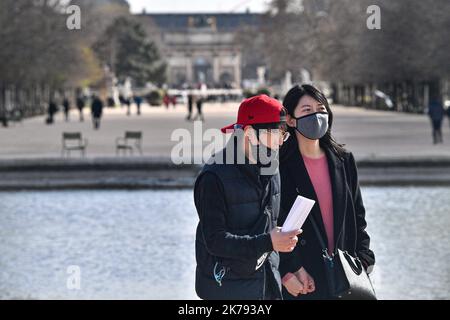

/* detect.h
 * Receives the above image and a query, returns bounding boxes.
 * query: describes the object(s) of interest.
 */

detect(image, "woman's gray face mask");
[295,112,329,140]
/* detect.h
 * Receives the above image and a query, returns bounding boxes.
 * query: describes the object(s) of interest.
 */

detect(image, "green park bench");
[61,132,88,158]
[115,131,143,156]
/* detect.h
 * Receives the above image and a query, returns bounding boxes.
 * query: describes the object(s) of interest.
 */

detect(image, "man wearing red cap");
[194,95,302,300]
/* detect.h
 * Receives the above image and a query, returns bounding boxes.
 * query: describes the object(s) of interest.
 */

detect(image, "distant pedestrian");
[119,94,125,108]
[163,93,170,109]
[63,98,70,122]
[170,95,177,108]
[107,97,115,108]
[46,100,58,125]
[428,99,444,144]
[76,96,85,122]
[91,95,104,130]
[193,96,205,122]
[134,95,143,115]
[125,97,132,116]
[186,92,194,121]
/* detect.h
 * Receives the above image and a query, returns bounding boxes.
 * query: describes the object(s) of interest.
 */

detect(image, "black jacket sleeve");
[194,172,273,260]
[347,153,375,271]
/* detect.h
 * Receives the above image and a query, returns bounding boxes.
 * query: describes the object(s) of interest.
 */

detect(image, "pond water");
[0,187,449,300]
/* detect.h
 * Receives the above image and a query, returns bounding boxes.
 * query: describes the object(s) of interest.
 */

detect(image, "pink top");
[281,152,336,285]
[303,153,334,253]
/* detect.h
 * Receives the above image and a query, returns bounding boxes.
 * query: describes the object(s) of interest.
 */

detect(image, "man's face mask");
[294,112,329,140]
[249,128,280,174]
[249,134,276,165]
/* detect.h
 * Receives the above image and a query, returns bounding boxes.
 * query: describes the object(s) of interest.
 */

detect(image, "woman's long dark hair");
[280,84,347,162]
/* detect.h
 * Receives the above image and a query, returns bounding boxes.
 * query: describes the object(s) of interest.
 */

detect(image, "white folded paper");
[281,195,315,232]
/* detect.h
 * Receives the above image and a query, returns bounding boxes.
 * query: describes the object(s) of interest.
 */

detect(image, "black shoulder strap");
[309,214,329,254]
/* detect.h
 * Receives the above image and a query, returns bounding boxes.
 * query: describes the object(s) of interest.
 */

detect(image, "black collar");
[220,138,276,188]
[283,137,347,249]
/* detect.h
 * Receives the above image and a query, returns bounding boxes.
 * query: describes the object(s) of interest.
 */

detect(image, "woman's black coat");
[278,140,375,300]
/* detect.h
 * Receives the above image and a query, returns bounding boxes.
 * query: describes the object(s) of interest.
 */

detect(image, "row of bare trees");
[0,0,165,125]
[249,0,450,112]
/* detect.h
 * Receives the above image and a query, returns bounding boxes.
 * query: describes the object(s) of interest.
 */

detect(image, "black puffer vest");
[195,147,282,300]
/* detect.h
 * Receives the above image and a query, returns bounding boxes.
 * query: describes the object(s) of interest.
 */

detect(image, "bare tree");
[261,0,450,110]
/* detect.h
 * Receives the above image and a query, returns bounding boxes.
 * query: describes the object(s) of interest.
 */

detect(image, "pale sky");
[128,0,270,14]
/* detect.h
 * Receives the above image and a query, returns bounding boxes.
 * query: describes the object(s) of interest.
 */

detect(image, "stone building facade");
[136,13,263,88]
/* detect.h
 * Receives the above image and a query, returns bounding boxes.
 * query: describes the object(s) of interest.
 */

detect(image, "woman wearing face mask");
[278,84,375,300]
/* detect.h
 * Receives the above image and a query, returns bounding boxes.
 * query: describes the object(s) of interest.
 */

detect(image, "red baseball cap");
[221,95,286,133]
